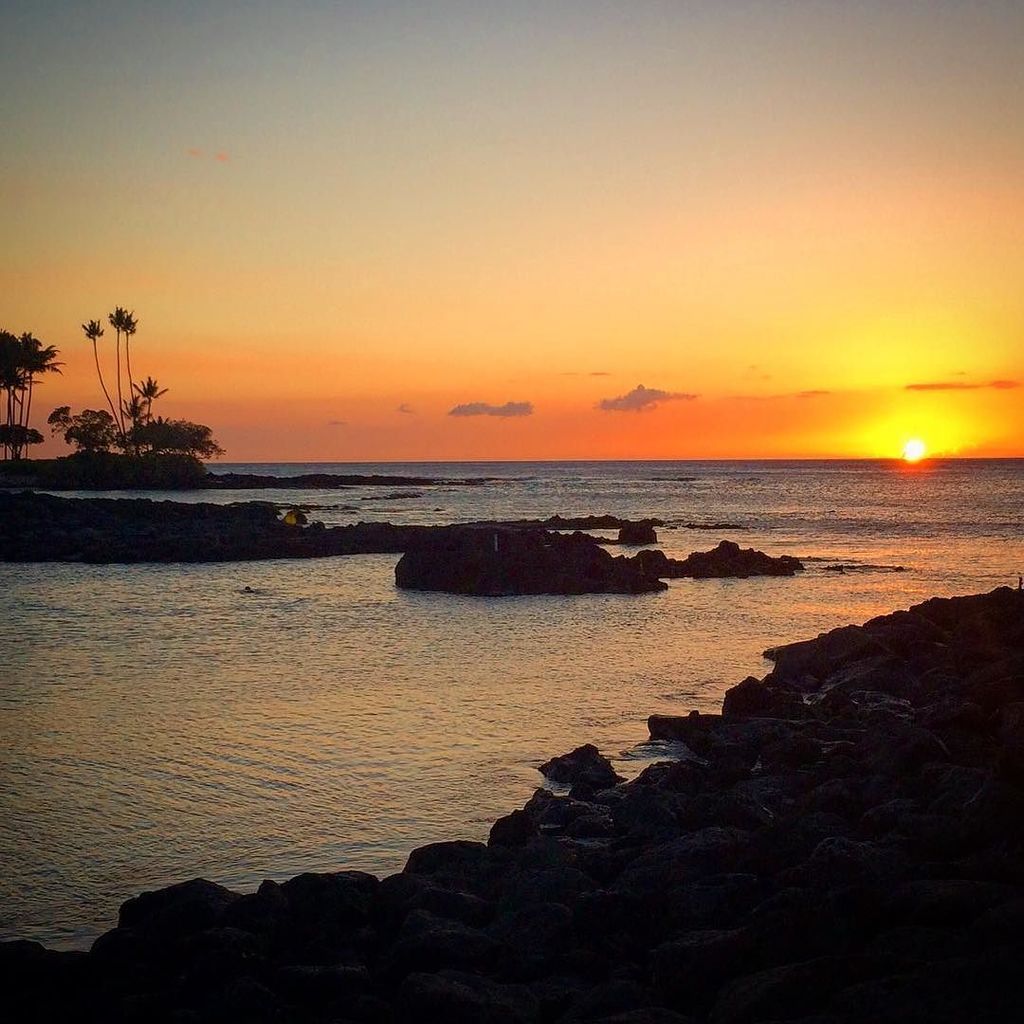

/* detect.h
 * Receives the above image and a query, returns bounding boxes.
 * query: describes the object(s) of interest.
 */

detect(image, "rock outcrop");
[3,589,1024,1022]
[395,528,667,595]
[635,540,803,579]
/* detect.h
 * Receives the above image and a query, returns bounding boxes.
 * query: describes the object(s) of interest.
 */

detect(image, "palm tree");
[108,307,128,435]
[0,330,61,459]
[133,375,168,423]
[82,319,121,431]
[121,394,147,453]
[122,308,138,415]
[0,330,24,459]
[16,333,62,456]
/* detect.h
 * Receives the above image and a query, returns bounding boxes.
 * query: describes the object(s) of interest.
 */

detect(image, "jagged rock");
[489,809,538,847]
[617,521,658,545]
[539,744,623,788]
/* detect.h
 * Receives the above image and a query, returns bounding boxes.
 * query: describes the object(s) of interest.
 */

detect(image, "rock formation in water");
[3,588,1024,1021]
[635,540,803,578]
[394,528,667,595]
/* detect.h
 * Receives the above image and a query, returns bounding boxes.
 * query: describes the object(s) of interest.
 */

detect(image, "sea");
[2,459,1022,949]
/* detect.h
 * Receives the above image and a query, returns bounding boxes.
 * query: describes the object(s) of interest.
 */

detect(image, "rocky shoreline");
[4,587,1022,1022]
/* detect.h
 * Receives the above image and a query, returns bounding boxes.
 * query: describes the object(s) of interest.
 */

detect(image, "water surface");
[3,459,1021,947]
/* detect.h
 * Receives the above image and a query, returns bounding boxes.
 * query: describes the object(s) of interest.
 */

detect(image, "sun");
[902,438,927,462]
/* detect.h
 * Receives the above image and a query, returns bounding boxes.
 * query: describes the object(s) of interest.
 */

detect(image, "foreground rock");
[3,588,1023,1022]
[395,528,667,595]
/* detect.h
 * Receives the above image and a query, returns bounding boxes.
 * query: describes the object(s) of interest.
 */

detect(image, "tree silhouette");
[0,329,61,459]
[133,376,168,423]
[107,307,132,436]
[82,319,121,430]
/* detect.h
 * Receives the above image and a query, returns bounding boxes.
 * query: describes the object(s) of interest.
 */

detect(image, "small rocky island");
[3,587,1022,1022]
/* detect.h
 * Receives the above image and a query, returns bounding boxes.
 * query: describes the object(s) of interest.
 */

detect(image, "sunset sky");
[3,0,1022,460]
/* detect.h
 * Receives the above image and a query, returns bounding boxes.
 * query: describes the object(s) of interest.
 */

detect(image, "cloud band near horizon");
[598,384,698,412]
[449,400,534,417]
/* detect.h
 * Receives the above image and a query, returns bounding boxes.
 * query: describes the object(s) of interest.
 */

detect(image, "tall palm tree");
[122,308,139,415]
[82,319,120,430]
[0,330,24,459]
[108,307,128,435]
[133,376,168,423]
[17,333,62,456]
[0,330,61,459]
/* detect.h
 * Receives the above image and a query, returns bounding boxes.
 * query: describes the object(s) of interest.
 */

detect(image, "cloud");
[904,379,1019,392]
[397,403,415,414]
[597,384,697,412]
[795,389,831,399]
[327,419,347,427]
[559,371,611,377]
[448,400,534,418]
[589,371,611,377]
[186,147,230,162]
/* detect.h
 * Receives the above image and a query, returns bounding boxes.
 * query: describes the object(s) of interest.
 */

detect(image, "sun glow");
[902,438,927,462]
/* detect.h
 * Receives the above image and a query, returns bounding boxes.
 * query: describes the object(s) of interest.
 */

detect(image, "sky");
[3,0,1022,460]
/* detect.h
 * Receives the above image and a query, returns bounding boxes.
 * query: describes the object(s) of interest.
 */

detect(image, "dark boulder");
[490,809,538,847]
[617,521,658,545]
[539,744,623,789]
[118,877,241,938]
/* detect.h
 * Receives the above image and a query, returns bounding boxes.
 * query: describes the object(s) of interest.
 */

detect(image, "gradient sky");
[3,0,1022,460]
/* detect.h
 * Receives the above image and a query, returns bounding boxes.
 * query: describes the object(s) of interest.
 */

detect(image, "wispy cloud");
[327,419,347,427]
[905,379,1019,392]
[597,384,697,412]
[186,147,230,162]
[397,403,415,414]
[449,400,534,418]
[795,389,831,399]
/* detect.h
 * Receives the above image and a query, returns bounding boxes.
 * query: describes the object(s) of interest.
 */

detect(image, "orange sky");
[4,2,1022,461]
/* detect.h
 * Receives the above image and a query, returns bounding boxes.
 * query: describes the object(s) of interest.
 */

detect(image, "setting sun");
[902,438,928,462]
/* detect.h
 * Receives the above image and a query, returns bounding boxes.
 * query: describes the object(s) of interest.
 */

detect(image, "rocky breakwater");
[395,528,668,595]
[0,491,438,563]
[4,588,1023,1023]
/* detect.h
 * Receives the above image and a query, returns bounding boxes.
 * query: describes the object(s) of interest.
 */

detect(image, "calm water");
[2,459,1022,948]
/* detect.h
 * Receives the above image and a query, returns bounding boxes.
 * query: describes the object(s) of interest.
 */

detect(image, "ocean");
[2,459,1022,949]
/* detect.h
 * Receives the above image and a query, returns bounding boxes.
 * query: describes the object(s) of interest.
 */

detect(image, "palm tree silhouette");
[0,330,61,458]
[133,376,168,423]
[108,307,129,436]
[17,333,62,455]
[82,319,120,429]
[122,308,138,415]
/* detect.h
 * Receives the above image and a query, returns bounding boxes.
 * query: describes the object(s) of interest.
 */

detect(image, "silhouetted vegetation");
[0,328,62,460]
[35,305,225,486]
